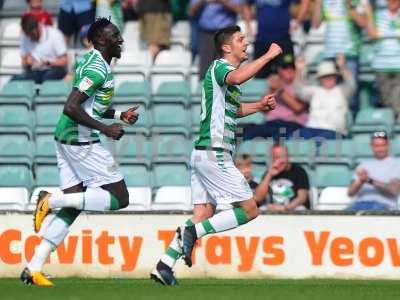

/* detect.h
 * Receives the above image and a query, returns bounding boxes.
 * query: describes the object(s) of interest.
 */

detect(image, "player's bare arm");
[225,43,282,85]
[63,88,124,140]
[102,105,140,124]
[237,93,277,117]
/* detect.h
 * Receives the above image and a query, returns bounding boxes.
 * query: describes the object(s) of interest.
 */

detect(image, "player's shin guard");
[159,219,194,269]
[194,207,248,238]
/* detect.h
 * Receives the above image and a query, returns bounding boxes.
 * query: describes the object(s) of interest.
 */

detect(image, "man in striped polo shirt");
[21,18,139,286]
[366,0,400,114]
[151,26,282,285]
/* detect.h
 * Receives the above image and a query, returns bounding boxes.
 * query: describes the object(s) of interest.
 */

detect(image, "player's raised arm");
[63,88,124,140]
[225,43,282,86]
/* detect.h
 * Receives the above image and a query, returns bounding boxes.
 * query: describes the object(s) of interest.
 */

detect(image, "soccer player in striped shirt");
[20,18,139,286]
[151,26,282,285]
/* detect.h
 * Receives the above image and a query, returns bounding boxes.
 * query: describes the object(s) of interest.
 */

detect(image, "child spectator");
[234,154,259,192]
[23,0,53,26]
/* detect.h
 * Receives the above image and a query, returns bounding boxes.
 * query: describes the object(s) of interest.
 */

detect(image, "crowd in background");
[12,0,400,211]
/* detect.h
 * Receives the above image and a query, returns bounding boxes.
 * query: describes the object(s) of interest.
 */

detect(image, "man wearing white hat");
[292,54,355,139]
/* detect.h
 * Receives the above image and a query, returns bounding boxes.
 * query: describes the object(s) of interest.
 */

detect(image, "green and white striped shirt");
[194,59,241,153]
[372,8,400,72]
[54,49,114,143]
[322,0,362,58]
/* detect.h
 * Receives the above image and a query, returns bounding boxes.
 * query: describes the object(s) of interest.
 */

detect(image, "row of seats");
[0,79,268,106]
[2,184,398,212]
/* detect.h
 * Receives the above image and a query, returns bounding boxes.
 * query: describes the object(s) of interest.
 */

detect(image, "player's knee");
[241,200,259,220]
[117,191,130,209]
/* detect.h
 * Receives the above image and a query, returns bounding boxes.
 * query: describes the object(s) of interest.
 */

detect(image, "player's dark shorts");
[58,6,95,38]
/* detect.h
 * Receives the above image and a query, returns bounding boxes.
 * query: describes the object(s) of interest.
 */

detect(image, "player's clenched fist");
[103,123,124,140]
[266,43,283,59]
[260,93,276,111]
[121,105,140,124]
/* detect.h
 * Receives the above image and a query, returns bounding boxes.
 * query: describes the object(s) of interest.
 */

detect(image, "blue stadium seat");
[35,164,60,187]
[0,105,33,138]
[0,80,35,107]
[236,138,273,163]
[119,164,151,187]
[36,80,71,103]
[152,163,190,188]
[316,139,354,166]
[115,134,152,167]
[151,81,190,106]
[114,81,150,107]
[314,164,353,187]
[0,165,33,189]
[151,104,190,136]
[152,134,192,165]
[241,79,268,102]
[237,112,265,126]
[35,104,64,127]
[285,139,317,165]
[0,134,33,165]
[351,108,394,135]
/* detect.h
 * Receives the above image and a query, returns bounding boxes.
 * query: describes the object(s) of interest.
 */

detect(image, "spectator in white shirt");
[347,130,400,210]
[13,14,68,84]
[292,54,355,139]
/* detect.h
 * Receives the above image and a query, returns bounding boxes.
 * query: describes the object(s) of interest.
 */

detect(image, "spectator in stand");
[23,0,53,26]
[189,0,243,80]
[365,0,400,115]
[137,0,172,62]
[312,0,367,114]
[243,0,310,78]
[243,54,308,140]
[58,0,96,44]
[234,154,259,192]
[292,54,354,139]
[255,142,310,211]
[97,0,125,32]
[347,131,400,210]
[13,15,67,84]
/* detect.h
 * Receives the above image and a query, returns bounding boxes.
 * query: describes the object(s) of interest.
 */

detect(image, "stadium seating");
[0,80,35,107]
[152,186,191,210]
[0,187,29,210]
[236,138,273,163]
[151,104,190,136]
[351,108,395,135]
[241,79,268,102]
[119,164,151,187]
[0,165,33,189]
[316,139,354,166]
[151,163,190,189]
[0,104,33,138]
[35,103,64,127]
[115,135,152,166]
[114,80,151,108]
[314,164,353,188]
[36,80,71,103]
[316,187,352,210]
[34,164,60,187]
[286,140,317,165]
[123,187,152,211]
[151,80,190,106]
[0,134,33,164]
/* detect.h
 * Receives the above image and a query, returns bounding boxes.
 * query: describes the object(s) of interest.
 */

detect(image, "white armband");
[114,110,122,120]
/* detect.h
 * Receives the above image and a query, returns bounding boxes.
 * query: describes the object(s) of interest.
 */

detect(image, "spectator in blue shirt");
[189,0,244,79]
[58,0,96,44]
[244,0,309,78]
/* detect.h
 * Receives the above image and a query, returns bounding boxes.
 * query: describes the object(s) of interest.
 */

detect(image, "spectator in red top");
[23,0,53,26]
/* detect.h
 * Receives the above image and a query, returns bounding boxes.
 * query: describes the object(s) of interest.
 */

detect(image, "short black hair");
[214,25,241,57]
[87,17,112,45]
[21,14,38,34]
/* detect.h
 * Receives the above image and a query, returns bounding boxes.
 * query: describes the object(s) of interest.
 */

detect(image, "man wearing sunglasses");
[347,131,400,210]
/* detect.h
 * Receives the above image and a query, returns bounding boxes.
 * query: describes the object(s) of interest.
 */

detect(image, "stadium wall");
[1,214,400,279]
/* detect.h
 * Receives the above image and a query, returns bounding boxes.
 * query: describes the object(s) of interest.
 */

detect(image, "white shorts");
[55,141,124,190]
[190,149,253,207]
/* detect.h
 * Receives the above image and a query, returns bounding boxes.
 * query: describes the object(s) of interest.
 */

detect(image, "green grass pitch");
[1,278,400,300]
